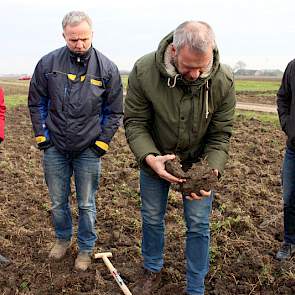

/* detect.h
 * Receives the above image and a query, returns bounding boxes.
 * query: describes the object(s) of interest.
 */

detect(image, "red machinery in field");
[18,75,31,80]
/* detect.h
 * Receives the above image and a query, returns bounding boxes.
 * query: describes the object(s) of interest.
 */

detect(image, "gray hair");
[62,11,92,30]
[173,21,216,53]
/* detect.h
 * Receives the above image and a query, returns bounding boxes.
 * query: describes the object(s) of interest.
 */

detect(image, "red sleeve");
[0,87,6,141]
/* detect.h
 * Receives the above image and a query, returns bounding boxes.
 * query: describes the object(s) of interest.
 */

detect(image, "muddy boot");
[276,242,295,260]
[75,251,92,271]
[0,254,10,266]
[132,268,161,295]
[49,240,70,260]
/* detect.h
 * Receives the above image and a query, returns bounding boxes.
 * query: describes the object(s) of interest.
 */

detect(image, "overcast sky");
[1,0,294,74]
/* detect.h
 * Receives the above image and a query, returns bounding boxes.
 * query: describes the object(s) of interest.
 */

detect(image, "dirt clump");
[165,156,218,195]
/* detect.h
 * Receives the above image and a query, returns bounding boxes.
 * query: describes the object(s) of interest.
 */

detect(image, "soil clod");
[165,156,218,195]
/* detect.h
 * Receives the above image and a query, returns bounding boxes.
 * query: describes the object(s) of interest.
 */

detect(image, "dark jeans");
[282,147,295,244]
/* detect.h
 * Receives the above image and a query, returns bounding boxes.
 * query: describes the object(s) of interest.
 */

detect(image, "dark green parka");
[124,32,235,175]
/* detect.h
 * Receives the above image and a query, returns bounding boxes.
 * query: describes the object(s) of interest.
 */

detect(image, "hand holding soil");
[145,154,186,183]
[165,155,218,196]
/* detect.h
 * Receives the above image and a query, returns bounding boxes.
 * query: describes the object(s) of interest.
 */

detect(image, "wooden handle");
[102,256,132,295]
[94,252,112,259]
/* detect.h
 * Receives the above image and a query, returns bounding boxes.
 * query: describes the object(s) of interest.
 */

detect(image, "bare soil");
[0,103,294,295]
[237,91,276,105]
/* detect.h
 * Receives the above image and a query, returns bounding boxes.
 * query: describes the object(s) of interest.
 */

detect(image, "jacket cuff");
[35,136,52,150]
[91,140,109,157]
[35,135,47,144]
[94,140,109,152]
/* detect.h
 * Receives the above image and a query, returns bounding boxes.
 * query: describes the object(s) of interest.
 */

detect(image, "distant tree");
[233,60,247,73]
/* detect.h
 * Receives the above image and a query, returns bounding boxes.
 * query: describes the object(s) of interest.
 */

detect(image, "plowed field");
[1,95,294,294]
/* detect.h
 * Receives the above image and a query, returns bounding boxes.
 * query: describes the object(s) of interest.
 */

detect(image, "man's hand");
[185,168,218,201]
[145,154,186,184]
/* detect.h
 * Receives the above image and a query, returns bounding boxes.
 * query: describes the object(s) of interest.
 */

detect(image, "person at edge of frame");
[276,59,295,261]
[0,87,10,267]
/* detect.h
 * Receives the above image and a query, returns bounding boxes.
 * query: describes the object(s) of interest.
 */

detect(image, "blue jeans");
[140,169,213,295]
[43,146,101,252]
[282,147,295,244]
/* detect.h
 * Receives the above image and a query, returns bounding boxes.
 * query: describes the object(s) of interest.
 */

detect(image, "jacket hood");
[155,31,220,88]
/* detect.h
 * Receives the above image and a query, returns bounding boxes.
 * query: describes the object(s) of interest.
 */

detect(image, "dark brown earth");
[165,156,218,195]
[1,95,294,295]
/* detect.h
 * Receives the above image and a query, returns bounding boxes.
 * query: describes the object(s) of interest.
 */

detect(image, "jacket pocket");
[47,71,68,111]
[87,75,106,113]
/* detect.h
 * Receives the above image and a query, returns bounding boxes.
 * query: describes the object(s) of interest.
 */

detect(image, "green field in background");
[121,75,128,92]
[235,79,281,92]
[235,110,279,126]
[5,95,27,108]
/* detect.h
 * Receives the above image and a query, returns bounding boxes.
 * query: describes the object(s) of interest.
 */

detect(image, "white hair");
[62,11,92,30]
[173,21,216,53]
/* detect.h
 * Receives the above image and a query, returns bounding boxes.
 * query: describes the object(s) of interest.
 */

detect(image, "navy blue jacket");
[28,46,123,153]
[277,59,295,151]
